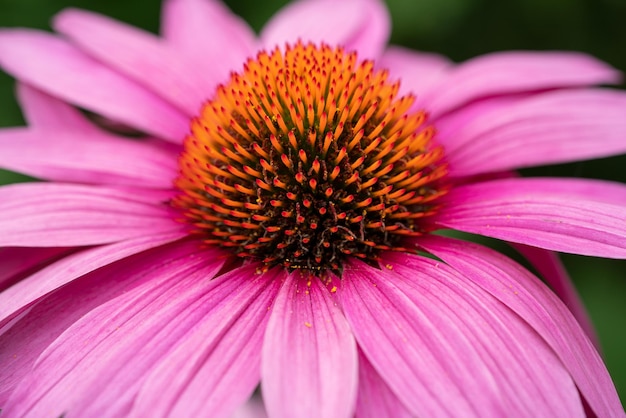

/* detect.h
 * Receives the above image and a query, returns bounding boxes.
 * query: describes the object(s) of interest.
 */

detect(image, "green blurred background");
[1,0,625,404]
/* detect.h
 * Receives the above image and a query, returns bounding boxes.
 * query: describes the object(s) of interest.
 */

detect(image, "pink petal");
[435,177,626,258]
[0,240,209,405]
[343,258,583,417]
[161,0,257,85]
[386,253,585,416]
[262,272,358,418]
[0,30,189,142]
[53,9,214,116]
[0,183,180,247]
[422,51,621,118]
[16,83,95,131]
[131,265,283,418]
[0,128,178,188]
[2,243,229,416]
[512,243,599,347]
[355,349,413,418]
[6,84,179,188]
[342,261,465,417]
[261,0,390,60]
[417,235,624,417]
[0,231,185,329]
[378,45,451,98]
[0,247,71,291]
[432,95,527,152]
[443,89,626,177]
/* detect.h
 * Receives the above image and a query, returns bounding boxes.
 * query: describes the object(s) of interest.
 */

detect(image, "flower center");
[174,42,447,273]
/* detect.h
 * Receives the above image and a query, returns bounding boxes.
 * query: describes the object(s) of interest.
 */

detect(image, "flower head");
[175,41,447,272]
[1,0,625,417]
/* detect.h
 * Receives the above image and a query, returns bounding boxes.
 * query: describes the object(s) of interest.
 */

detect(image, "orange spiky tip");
[174,42,448,273]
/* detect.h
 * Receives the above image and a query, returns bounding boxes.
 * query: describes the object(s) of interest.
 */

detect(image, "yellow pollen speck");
[330,286,337,293]
[304,322,312,328]
[385,264,393,270]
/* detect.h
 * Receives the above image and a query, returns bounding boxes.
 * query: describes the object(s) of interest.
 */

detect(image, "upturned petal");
[0,30,188,142]
[161,0,257,85]
[378,46,451,98]
[54,8,219,116]
[261,0,390,59]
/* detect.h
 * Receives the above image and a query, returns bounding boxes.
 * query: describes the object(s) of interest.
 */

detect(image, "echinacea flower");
[1,0,625,416]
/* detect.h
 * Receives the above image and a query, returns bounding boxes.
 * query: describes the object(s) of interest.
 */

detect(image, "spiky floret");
[174,42,447,273]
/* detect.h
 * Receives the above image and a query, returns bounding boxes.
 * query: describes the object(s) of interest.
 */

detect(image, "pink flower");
[1,0,625,417]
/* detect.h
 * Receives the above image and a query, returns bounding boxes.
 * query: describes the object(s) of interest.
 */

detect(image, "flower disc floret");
[174,42,448,272]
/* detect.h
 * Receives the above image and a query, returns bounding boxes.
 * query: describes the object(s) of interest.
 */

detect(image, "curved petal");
[0,30,189,142]
[422,51,621,118]
[0,183,179,247]
[0,247,72,291]
[388,253,586,417]
[5,84,179,188]
[0,231,185,328]
[417,235,624,418]
[261,0,390,60]
[512,243,599,347]
[262,272,358,418]
[431,95,527,151]
[128,265,283,418]
[161,0,257,85]
[443,89,626,177]
[434,177,626,258]
[344,258,583,417]
[53,9,214,116]
[0,240,211,406]
[355,349,413,418]
[2,243,229,417]
[0,128,177,188]
[378,45,451,98]
[16,83,179,143]
[16,83,95,131]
